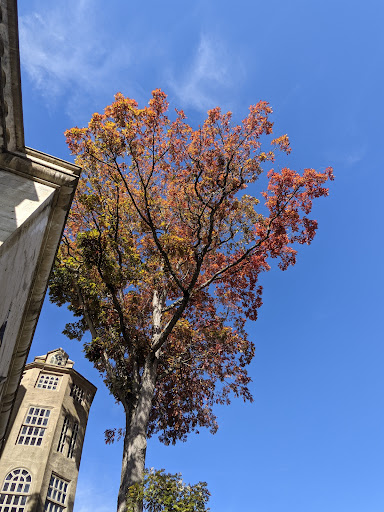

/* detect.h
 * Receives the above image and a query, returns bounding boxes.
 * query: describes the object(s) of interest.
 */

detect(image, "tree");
[127,469,210,512]
[49,89,333,512]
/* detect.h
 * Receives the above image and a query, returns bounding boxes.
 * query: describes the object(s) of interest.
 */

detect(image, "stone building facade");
[0,0,80,450]
[0,349,96,512]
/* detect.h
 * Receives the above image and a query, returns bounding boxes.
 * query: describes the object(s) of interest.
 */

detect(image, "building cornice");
[24,361,97,396]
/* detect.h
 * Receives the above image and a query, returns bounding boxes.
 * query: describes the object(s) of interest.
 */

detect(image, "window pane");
[44,475,68,510]
[16,408,50,446]
[0,468,32,511]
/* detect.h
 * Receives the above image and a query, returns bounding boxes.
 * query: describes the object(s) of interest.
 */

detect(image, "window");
[44,475,69,512]
[16,407,50,446]
[67,423,78,458]
[49,352,67,367]
[36,373,61,391]
[70,384,84,404]
[57,417,70,453]
[0,468,31,512]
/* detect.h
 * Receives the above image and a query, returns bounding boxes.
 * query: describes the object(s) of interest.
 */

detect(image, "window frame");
[16,406,51,447]
[44,474,69,512]
[0,468,32,512]
[35,372,61,391]
[69,383,84,404]
[49,353,67,367]
[67,422,79,459]
[57,417,70,454]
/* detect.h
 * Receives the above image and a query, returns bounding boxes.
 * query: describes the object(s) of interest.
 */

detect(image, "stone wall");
[0,170,55,404]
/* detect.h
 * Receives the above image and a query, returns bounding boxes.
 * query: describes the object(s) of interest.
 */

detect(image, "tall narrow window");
[70,384,84,404]
[57,417,69,453]
[67,422,78,458]
[0,468,31,512]
[16,407,50,446]
[44,475,69,512]
[36,373,61,390]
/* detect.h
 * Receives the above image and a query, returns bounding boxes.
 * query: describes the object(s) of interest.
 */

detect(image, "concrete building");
[0,348,96,512]
[0,0,80,451]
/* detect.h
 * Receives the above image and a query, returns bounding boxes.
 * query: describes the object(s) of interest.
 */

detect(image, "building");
[0,0,80,451]
[0,348,96,512]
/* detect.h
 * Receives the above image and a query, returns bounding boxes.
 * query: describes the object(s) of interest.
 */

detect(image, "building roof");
[25,348,97,395]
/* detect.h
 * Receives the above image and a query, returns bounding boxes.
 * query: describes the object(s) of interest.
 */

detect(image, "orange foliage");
[51,89,333,444]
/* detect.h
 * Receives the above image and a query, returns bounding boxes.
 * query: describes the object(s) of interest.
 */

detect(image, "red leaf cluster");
[50,89,333,444]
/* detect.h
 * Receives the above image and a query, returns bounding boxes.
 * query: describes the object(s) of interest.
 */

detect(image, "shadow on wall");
[0,171,41,245]
[61,402,87,473]
[4,384,26,436]
[27,491,42,512]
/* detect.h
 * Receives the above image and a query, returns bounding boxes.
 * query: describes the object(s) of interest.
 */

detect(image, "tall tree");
[50,89,333,512]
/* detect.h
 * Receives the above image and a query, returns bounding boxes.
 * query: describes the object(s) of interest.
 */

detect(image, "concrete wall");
[0,170,55,406]
[0,169,54,245]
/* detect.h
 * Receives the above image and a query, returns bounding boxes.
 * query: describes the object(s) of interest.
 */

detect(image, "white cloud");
[19,0,131,119]
[167,34,245,112]
[19,4,245,118]
[325,144,366,169]
[345,146,366,166]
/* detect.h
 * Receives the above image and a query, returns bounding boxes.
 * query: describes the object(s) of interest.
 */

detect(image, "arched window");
[0,468,31,512]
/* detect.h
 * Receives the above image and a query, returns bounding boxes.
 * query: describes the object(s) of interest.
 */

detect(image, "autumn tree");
[49,89,333,512]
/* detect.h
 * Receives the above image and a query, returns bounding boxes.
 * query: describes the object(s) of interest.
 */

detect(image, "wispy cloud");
[325,144,366,169]
[19,4,245,119]
[19,0,131,119]
[167,34,245,112]
[345,146,366,166]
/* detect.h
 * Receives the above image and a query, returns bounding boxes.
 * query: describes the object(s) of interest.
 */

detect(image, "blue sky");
[17,0,384,510]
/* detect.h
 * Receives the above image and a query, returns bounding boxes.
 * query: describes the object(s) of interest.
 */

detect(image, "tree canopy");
[127,469,210,512]
[50,89,333,511]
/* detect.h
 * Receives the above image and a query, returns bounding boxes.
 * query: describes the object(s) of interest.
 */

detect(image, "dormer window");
[49,351,68,367]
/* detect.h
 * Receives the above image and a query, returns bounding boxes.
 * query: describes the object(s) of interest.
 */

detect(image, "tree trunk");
[117,356,159,512]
